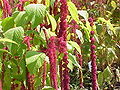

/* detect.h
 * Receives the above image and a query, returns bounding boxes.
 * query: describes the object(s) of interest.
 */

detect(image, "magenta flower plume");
[2,0,12,18]
[53,0,58,16]
[58,0,68,40]
[56,37,67,53]
[58,0,70,90]
[47,36,58,90]
[90,31,98,90]
[62,52,70,90]
[23,36,32,50]
[26,72,34,90]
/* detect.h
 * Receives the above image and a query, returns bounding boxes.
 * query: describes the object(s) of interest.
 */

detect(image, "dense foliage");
[0,0,120,90]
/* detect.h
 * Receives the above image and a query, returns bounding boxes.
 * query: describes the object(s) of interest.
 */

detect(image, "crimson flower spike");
[89,17,98,90]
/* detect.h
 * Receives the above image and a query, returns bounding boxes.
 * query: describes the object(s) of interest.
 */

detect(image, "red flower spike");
[90,30,98,90]
[47,36,58,90]
[23,36,32,50]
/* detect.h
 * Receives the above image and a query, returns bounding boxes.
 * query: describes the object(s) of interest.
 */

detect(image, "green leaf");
[98,72,103,87]
[78,10,89,21]
[68,53,81,69]
[25,51,46,74]
[98,18,116,34]
[3,69,11,90]
[68,41,81,54]
[4,27,24,54]
[25,4,46,29]
[67,59,74,71]
[47,13,57,31]
[1,17,14,32]
[68,1,79,23]
[14,11,28,26]
[0,38,18,45]
[103,66,112,83]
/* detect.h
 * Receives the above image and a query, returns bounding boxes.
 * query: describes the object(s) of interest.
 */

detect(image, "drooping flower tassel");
[90,31,98,90]
[53,0,58,16]
[47,36,58,90]
[89,17,98,90]
[58,0,68,40]
[26,71,34,90]
[58,0,70,89]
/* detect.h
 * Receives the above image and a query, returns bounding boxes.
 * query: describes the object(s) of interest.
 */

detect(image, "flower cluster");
[23,36,32,50]
[20,82,25,90]
[27,72,34,90]
[90,31,98,90]
[59,0,70,90]
[2,0,11,18]
[62,52,70,90]
[56,37,67,53]
[47,36,58,90]
[68,20,79,33]
[58,0,68,40]
[53,0,58,16]
[71,0,82,9]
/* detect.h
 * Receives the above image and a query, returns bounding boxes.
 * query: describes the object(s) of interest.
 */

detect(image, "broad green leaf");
[47,13,57,31]
[98,72,103,87]
[19,58,26,80]
[26,51,46,74]
[0,38,18,45]
[68,1,79,23]
[3,69,11,90]
[68,53,81,69]
[103,66,112,83]
[1,17,14,32]
[4,27,24,54]
[78,10,89,21]
[98,18,115,34]
[14,11,28,26]
[25,4,46,29]
[68,41,81,54]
